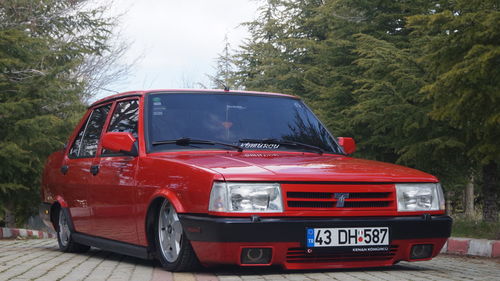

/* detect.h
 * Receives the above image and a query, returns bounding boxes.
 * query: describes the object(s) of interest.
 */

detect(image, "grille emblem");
[334,193,350,208]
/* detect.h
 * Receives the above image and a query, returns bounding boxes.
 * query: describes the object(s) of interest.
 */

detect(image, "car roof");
[90,89,298,107]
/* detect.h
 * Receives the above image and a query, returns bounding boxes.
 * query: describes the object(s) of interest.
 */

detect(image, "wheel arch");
[50,199,77,233]
[49,202,61,230]
[55,195,68,208]
[49,195,69,230]
[144,189,185,252]
[144,194,200,271]
[145,196,164,253]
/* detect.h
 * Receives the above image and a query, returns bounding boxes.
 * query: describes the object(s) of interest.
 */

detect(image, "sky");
[97,0,260,100]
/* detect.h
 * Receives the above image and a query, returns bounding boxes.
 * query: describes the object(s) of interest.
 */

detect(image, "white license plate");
[306,227,389,247]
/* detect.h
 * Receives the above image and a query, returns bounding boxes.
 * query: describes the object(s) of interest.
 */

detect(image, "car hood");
[150,152,438,183]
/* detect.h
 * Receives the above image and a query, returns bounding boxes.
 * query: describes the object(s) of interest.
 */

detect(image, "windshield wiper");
[152,138,243,152]
[239,138,324,155]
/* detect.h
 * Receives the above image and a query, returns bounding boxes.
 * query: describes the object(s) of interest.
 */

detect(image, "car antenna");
[214,78,230,92]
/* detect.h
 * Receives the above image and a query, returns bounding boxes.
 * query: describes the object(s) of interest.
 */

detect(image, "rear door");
[62,104,112,234]
[89,98,140,244]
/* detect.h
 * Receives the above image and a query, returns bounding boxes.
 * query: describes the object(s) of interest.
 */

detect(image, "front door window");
[69,104,111,158]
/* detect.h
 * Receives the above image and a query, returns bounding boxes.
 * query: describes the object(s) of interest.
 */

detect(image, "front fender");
[147,189,186,213]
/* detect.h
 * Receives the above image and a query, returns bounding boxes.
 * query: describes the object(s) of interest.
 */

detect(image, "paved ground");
[0,239,499,281]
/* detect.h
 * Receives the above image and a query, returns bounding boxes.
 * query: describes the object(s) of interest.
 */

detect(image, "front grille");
[284,184,395,211]
[343,201,391,208]
[287,192,332,199]
[286,246,398,263]
[287,200,391,208]
[287,192,390,199]
[288,201,334,208]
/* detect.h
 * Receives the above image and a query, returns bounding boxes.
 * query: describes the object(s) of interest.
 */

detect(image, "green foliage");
[452,217,500,240]
[229,0,470,184]
[0,0,115,226]
[220,0,500,220]
[407,0,500,164]
[407,0,500,222]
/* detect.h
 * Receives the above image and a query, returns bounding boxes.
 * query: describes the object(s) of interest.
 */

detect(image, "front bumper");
[179,214,452,269]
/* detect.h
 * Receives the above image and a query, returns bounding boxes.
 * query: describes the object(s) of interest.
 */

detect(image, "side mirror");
[338,137,356,155]
[101,132,138,156]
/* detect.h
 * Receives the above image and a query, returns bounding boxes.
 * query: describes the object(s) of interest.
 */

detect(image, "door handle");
[60,165,69,175]
[90,165,99,176]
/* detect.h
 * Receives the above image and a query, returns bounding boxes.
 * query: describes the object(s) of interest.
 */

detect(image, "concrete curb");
[0,227,56,239]
[441,237,500,258]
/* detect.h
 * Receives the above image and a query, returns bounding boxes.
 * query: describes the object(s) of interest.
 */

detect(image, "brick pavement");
[0,239,498,281]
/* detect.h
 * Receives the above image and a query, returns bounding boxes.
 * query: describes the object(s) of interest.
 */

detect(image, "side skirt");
[72,233,152,260]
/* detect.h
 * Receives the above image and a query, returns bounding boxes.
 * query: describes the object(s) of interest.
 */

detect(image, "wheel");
[56,208,90,253]
[154,200,199,271]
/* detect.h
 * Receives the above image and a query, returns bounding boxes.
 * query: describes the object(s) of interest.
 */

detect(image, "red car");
[40,90,451,271]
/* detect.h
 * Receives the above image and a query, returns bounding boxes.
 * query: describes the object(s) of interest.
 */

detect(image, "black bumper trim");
[179,215,452,243]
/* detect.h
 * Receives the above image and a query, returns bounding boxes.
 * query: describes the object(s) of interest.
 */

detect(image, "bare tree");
[0,0,139,103]
[72,1,141,102]
[75,31,140,103]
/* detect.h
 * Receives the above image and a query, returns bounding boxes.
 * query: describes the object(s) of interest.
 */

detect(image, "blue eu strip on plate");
[306,228,315,248]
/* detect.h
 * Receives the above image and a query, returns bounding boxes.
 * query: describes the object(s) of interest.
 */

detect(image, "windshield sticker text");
[240,142,280,149]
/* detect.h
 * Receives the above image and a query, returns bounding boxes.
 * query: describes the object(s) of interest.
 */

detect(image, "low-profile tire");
[154,200,199,272]
[56,208,90,253]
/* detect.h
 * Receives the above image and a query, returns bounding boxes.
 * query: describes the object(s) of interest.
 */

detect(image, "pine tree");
[228,0,473,205]
[215,0,498,220]
[232,0,316,94]
[0,0,121,226]
[407,0,500,222]
[208,35,238,89]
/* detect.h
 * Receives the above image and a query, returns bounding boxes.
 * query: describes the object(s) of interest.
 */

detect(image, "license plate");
[306,227,389,247]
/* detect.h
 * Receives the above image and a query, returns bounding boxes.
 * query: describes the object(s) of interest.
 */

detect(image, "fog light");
[410,244,433,259]
[241,248,272,265]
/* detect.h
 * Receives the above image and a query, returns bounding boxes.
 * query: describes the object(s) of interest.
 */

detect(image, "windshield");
[147,93,342,154]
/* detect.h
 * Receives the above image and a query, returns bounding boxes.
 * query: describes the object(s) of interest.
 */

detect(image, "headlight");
[209,182,283,213]
[396,183,445,212]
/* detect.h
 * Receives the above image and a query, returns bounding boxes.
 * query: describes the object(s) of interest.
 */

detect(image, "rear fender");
[47,196,71,231]
[55,195,68,208]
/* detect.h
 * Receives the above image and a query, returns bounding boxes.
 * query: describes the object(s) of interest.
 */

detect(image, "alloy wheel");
[58,210,70,247]
[158,200,183,262]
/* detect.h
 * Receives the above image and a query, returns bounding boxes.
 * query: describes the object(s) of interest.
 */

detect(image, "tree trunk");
[446,191,453,216]
[464,176,475,219]
[3,203,16,228]
[482,161,499,222]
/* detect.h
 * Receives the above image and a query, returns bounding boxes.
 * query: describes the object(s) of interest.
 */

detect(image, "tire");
[154,200,199,271]
[56,208,90,253]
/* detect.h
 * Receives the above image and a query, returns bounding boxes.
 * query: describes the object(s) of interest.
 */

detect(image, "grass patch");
[451,218,500,240]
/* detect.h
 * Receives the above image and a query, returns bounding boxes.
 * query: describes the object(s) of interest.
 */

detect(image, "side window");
[68,121,87,158]
[108,100,139,136]
[68,104,111,158]
[102,99,139,155]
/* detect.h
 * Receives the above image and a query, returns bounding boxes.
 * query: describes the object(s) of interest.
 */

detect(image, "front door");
[89,98,140,244]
